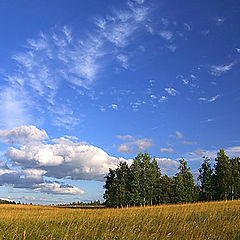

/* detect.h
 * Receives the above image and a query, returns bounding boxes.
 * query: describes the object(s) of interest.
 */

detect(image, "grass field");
[0,200,239,240]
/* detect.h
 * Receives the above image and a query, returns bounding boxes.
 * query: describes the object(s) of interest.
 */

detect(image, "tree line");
[0,199,16,204]
[63,200,101,206]
[103,149,240,207]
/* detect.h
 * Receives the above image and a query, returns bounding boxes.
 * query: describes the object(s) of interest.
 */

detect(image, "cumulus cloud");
[118,138,153,154]
[185,146,240,162]
[0,167,84,195]
[165,88,179,96]
[160,148,174,153]
[6,136,129,181]
[0,125,48,144]
[156,158,179,167]
[0,126,131,186]
[155,158,179,175]
[35,182,85,195]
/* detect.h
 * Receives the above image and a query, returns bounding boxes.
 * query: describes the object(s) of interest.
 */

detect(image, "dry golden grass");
[0,200,239,239]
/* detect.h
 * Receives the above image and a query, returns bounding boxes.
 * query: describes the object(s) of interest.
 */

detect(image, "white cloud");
[0,166,84,195]
[226,146,240,157]
[118,138,153,154]
[116,135,135,140]
[134,0,145,5]
[117,54,129,69]
[150,94,157,100]
[210,63,234,76]
[0,87,32,128]
[96,2,150,47]
[160,148,174,153]
[98,105,106,112]
[22,169,47,180]
[1,1,152,130]
[158,96,168,103]
[176,131,184,139]
[199,94,220,103]
[156,158,179,167]
[161,18,169,27]
[0,125,48,144]
[236,48,240,53]
[6,135,129,181]
[159,31,173,41]
[168,44,177,52]
[48,104,82,129]
[184,23,191,31]
[130,100,146,112]
[201,30,210,35]
[185,146,240,162]
[35,182,85,195]
[170,131,184,139]
[215,17,225,24]
[110,104,118,110]
[155,158,179,175]
[149,79,155,86]
[205,119,214,122]
[165,88,179,96]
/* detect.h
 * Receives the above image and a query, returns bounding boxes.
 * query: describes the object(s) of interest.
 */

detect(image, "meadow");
[0,200,239,240]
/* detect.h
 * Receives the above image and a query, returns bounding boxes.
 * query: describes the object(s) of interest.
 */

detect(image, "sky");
[0,0,240,205]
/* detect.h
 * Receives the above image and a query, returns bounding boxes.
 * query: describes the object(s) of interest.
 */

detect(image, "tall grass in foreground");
[0,200,239,240]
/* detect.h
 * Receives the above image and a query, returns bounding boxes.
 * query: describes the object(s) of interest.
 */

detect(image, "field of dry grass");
[0,200,239,239]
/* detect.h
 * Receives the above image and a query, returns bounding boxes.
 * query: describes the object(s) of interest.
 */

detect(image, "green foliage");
[104,150,240,207]
[214,149,232,200]
[176,159,198,203]
[104,153,197,207]
[0,199,16,204]
[66,200,101,206]
[198,156,214,201]
[230,157,240,199]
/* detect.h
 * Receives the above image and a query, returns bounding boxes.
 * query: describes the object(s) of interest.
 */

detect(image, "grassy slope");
[0,200,239,240]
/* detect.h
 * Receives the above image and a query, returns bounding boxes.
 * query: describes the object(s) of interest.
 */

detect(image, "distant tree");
[0,199,16,204]
[198,156,214,201]
[214,149,232,200]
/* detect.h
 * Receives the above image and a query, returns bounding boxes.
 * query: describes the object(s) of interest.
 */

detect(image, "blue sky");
[0,0,240,204]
